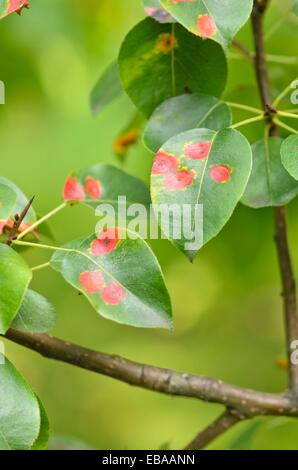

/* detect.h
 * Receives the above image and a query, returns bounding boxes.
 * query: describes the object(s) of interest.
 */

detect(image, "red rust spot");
[63,176,85,202]
[85,176,102,200]
[79,271,105,294]
[152,150,178,175]
[276,358,288,371]
[197,14,217,38]
[8,0,29,15]
[91,228,120,256]
[171,0,197,3]
[156,33,177,54]
[184,141,212,160]
[0,220,6,235]
[164,168,196,190]
[209,165,231,183]
[101,282,126,305]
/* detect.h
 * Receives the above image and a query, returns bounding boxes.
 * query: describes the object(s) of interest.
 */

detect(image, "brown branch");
[184,409,245,450]
[274,207,298,391]
[251,0,298,392]
[3,329,298,418]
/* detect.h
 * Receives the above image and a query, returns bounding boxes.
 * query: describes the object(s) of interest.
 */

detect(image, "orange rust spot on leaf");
[197,14,217,38]
[156,32,177,54]
[85,176,102,200]
[113,129,139,156]
[8,0,29,15]
[210,165,232,183]
[79,271,105,294]
[164,168,196,190]
[276,357,288,371]
[101,282,126,305]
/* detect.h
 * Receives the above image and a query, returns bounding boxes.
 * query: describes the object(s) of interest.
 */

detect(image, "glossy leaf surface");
[151,128,252,259]
[144,93,232,152]
[242,138,298,208]
[50,229,172,329]
[118,18,227,116]
[160,0,254,49]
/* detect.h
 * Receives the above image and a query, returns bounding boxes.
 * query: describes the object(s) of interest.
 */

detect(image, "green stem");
[231,115,264,129]
[278,111,298,120]
[31,262,50,272]
[282,109,298,114]
[274,118,298,135]
[272,81,297,108]
[17,202,67,240]
[228,53,298,65]
[225,101,263,115]
[14,240,72,253]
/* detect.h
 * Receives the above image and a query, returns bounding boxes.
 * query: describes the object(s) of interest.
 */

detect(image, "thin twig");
[184,409,245,450]
[274,207,298,392]
[252,0,298,392]
[231,39,254,63]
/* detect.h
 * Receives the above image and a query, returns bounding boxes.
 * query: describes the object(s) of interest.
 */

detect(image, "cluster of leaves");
[0,0,298,450]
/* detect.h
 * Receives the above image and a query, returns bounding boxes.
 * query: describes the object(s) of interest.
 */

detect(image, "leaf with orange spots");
[63,164,150,209]
[118,18,227,116]
[113,112,145,160]
[143,0,175,23]
[242,138,298,208]
[144,93,232,152]
[160,0,253,49]
[151,128,252,260]
[0,177,39,239]
[0,0,29,20]
[50,229,172,329]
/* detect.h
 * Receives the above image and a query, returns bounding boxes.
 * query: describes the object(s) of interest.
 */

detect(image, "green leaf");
[90,62,123,115]
[63,163,151,208]
[160,0,254,49]
[0,0,29,20]
[0,178,53,242]
[144,93,232,153]
[229,419,262,450]
[292,0,298,16]
[0,356,40,450]
[118,18,227,116]
[12,289,57,333]
[151,128,252,260]
[242,137,298,208]
[281,135,298,180]
[0,183,17,220]
[50,229,172,329]
[0,244,32,333]
[143,0,175,23]
[0,177,36,226]
[32,398,50,450]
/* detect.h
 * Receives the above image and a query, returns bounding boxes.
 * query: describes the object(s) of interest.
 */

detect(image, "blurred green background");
[1,0,298,450]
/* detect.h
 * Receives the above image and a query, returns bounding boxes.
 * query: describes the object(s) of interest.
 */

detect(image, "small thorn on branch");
[5,196,35,246]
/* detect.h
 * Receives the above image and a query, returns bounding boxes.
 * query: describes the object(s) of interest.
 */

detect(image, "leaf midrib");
[56,231,167,319]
